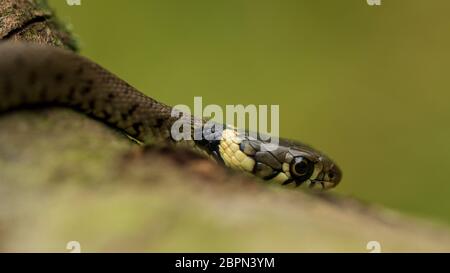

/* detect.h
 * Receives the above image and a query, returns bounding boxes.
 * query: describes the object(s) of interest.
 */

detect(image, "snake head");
[285,145,342,190]
[218,129,342,190]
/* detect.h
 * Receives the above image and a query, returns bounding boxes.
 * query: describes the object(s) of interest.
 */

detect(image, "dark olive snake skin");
[0,42,342,190]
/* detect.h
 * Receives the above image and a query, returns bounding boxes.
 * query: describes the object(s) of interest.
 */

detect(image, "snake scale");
[0,42,342,190]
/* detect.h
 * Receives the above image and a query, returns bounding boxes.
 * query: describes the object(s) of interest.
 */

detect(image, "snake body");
[0,42,342,189]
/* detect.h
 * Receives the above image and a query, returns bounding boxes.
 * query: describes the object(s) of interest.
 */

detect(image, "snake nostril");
[330,165,342,183]
[328,172,335,179]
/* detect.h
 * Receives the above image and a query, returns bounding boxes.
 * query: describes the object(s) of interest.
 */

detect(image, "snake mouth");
[282,178,338,190]
[308,180,338,190]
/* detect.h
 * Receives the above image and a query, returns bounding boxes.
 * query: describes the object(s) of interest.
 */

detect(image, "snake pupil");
[295,160,308,175]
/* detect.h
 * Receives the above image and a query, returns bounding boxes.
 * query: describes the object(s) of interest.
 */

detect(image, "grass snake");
[0,42,342,190]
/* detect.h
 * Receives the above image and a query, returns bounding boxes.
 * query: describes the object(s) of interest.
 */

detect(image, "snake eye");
[291,157,314,182]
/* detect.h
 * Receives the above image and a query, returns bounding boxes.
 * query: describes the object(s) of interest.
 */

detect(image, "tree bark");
[0,0,76,50]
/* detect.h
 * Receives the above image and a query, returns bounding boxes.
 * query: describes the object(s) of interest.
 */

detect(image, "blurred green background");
[48,0,450,225]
